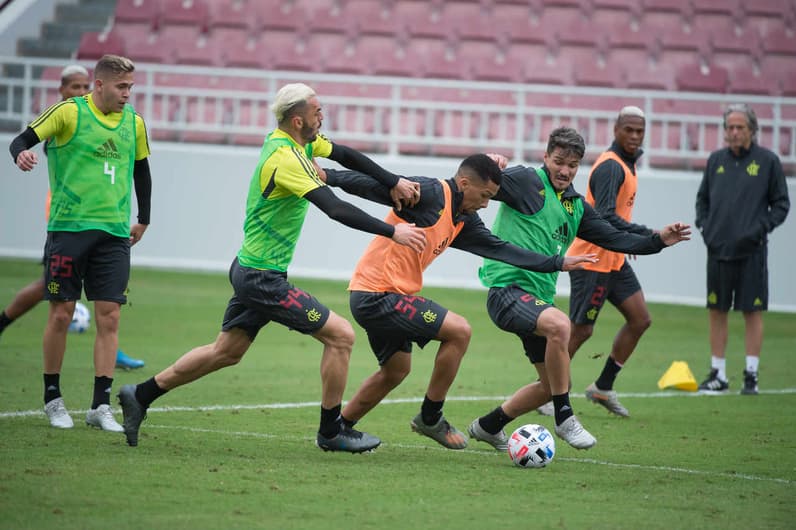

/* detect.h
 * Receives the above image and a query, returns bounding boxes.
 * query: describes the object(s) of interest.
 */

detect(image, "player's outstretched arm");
[561,254,599,271]
[304,186,426,252]
[658,222,691,246]
[328,144,419,210]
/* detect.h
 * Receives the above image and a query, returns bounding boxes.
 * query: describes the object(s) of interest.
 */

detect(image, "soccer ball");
[507,424,556,468]
[69,301,91,333]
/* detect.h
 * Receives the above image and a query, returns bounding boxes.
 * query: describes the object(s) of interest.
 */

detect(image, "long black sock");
[319,404,342,438]
[552,393,574,426]
[135,377,168,409]
[478,406,514,435]
[0,310,13,334]
[44,373,61,404]
[595,356,623,391]
[421,395,444,426]
[91,376,113,409]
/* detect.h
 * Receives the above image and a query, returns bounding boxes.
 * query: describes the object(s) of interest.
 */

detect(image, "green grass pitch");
[0,258,794,529]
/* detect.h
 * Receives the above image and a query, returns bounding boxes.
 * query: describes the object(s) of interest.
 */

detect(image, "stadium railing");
[1,55,794,174]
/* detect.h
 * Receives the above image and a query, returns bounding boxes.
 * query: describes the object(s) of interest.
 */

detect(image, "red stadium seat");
[572,61,624,89]
[77,31,126,60]
[344,1,403,37]
[125,33,176,65]
[208,0,260,31]
[161,0,209,29]
[761,28,796,56]
[675,63,729,93]
[727,70,778,96]
[115,0,161,29]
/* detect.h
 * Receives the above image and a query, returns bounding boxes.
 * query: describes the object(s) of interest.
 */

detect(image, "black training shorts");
[568,261,642,325]
[222,258,331,341]
[43,230,130,303]
[486,284,554,364]
[706,248,768,312]
[349,290,448,365]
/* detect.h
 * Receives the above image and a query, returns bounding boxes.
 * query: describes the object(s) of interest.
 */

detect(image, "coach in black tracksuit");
[695,103,790,395]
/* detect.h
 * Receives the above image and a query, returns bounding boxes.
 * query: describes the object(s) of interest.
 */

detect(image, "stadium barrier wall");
[1,138,794,312]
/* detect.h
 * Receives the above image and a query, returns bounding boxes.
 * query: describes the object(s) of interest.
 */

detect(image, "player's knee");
[444,313,472,344]
[51,306,73,330]
[323,315,356,352]
[629,314,652,335]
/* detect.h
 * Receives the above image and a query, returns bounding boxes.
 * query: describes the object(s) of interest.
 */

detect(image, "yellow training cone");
[657,361,698,391]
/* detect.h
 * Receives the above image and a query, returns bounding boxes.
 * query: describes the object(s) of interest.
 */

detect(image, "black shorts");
[568,261,642,325]
[707,248,768,312]
[486,285,554,364]
[349,291,448,365]
[43,230,130,303]
[222,258,331,341]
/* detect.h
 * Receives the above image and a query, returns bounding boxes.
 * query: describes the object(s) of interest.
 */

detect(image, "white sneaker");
[554,415,597,449]
[86,404,124,432]
[536,401,554,416]
[467,418,509,451]
[44,397,74,429]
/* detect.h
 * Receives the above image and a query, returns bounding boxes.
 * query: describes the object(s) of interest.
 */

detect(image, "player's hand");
[659,222,691,246]
[16,150,38,171]
[485,152,509,169]
[312,159,327,182]
[561,254,598,271]
[390,177,421,211]
[391,222,426,253]
[129,223,148,246]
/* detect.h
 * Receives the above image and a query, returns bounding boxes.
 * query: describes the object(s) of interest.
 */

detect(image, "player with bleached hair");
[119,83,425,453]
[561,105,655,418]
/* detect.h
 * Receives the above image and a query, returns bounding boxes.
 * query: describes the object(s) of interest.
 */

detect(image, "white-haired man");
[118,83,426,453]
[695,103,789,395]
[560,106,653,418]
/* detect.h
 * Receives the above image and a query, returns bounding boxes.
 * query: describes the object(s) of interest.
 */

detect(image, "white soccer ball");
[508,423,556,468]
[69,301,91,333]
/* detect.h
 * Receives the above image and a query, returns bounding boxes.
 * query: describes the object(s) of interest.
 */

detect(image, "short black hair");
[546,127,586,160]
[458,154,503,186]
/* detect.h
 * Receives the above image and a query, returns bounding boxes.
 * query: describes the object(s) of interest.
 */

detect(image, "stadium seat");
[321,37,368,76]
[444,2,498,43]
[77,31,126,60]
[522,58,572,86]
[761,28,796,56]
[208,0,259,31]
[174,37,223,67]
[742,0,792,17]
[727,70,777,96]
[162,0,209,29]
[675,63,729,93]
[125,33,176,65]
[396,0,448,40]
[256,0,304,32]
[114,0,161,29]
[344,0,402,37]
[572,61,624,89]
[364,37,420,78]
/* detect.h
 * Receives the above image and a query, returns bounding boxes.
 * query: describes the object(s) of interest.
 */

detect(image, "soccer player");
[563,106,655,417]
[321,154,597,450]
[118,83,425,452]
[695,104,789,394]
[9,55,152,431]
[467,128,690,451]
[0,64,146,371]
